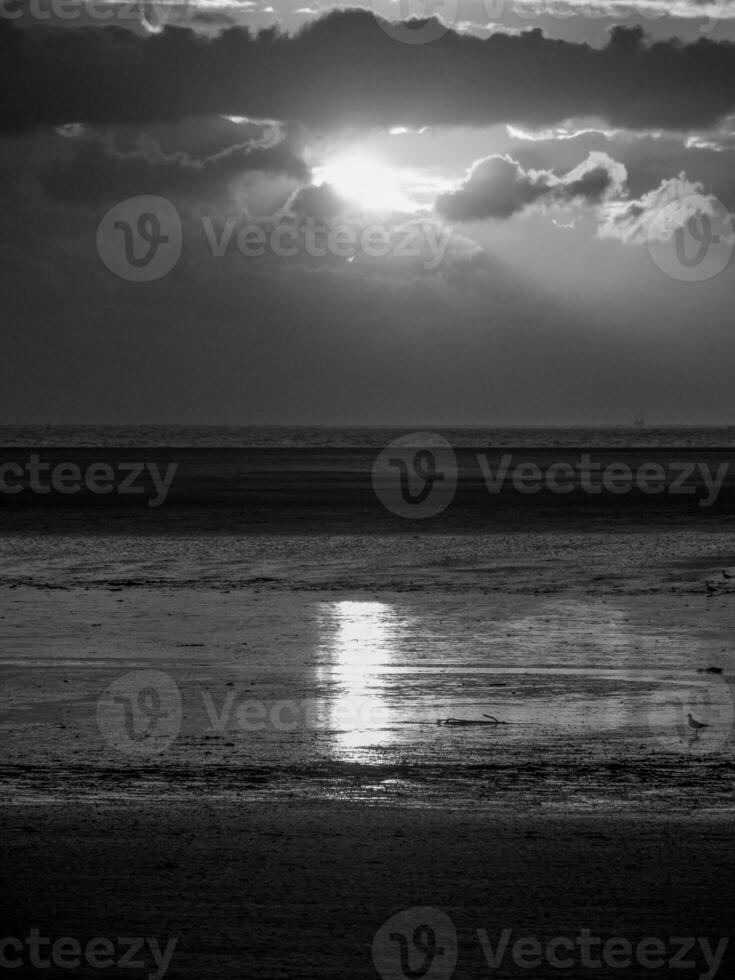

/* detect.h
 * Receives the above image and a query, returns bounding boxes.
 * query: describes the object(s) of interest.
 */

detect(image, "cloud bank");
[4,12,735,134]
[40,128,308,206]
[435,151,626,220]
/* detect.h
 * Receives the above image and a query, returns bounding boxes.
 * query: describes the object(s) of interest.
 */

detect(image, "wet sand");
[2,523,735,977]
[2,528,735,807]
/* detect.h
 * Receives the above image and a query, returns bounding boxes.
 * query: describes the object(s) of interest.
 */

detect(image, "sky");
[2,0,735,425]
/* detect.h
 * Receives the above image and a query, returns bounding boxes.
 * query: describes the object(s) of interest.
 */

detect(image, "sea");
[2,424,735,448]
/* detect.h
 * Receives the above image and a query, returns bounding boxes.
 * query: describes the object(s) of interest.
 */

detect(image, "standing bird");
[687,713,709,734]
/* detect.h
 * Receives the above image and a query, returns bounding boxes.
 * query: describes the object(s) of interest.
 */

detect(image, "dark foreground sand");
[3,802,734,979]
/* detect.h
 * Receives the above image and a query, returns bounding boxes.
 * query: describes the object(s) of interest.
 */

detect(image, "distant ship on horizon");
[633,414,646,427]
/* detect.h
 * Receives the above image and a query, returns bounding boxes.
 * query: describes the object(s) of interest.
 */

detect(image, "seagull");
[687,712,709,734]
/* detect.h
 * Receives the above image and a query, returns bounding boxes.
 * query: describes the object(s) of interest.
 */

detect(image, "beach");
[3,803,734,979]
[2,527,735,809]
[2,435,735,977]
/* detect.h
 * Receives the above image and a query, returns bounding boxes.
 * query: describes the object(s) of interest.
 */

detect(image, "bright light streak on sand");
[319,600,396,753]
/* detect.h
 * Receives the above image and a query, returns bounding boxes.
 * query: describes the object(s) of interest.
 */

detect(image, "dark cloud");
[287,182,345,220]
[435,152,625,221]
[39,130,309,206]
[505,123,735,213]
[4,12,735,135]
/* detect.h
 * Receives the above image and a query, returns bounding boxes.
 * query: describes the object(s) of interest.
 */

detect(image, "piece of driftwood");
[437,714,508,727]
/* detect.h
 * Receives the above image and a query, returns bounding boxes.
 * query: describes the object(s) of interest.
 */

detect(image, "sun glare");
[315,153,412,212]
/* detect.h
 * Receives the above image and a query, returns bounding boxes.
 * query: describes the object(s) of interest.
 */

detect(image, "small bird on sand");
[687,713,709,733]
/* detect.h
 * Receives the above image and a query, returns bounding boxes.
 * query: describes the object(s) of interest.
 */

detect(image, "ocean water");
[2,424,735,448]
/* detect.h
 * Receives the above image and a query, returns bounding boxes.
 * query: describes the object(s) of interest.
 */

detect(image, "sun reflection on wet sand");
[317,600,400,753]
[310,596,731,763]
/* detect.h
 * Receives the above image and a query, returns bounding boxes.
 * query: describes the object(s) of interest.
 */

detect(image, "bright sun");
[315,153,412,212]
